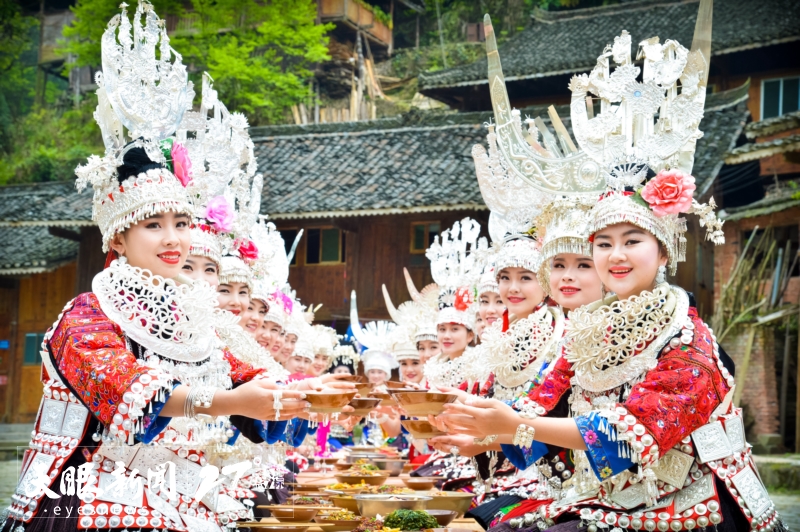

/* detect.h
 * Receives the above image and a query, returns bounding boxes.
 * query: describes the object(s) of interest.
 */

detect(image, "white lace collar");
[92,258,220,363]
[424,348,476,389]
[565,283,689,393]
[482,304,565,392]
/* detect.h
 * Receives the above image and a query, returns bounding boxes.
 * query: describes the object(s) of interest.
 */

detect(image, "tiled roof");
[0,181,93,226]
[744,111,800,139]
[721,191,800,221]
[418,0,800,91]
[0,84,748,225]
[0,226,79,274]
[725,133,800,165]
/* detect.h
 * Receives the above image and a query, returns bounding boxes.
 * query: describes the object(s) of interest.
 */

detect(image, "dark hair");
[116,146,164,184]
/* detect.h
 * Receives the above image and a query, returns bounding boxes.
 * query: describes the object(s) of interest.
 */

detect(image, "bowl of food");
[333,461,351,471]
[269,507,320,522]
[401,419,446,439]
[345,453,385,464]
[328,495,359,514]
[365,485,415,495]
[401,477,439,491]
[391,391,458,416]
[371,459,406,477]
[424,492,475,517]
[305,390,358,414]
[313,509,361,532]
[348,398,383,417]
[334,473,389,487]
[347,446,378,453]
[382,509,439,530]
[426,510,458,527]
[290,496,332,507]
[323,482,367,495]
[239,523,316,532]
[354,495,432,517]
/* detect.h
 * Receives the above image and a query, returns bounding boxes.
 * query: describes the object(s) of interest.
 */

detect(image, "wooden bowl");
[317,456,344,465]
[427,510,458,527]
[348,398,382,416]
[401,477,438,490]
[403,463,417,473]
[371,459,406,476]
[329,495,360,514]
[241,524,313,532]
[322,485,366,495]
[384,380,406,389]
[401,419,446,439]
[305,390,358,414]
[348,446,379,453]
[391,391,458,416]
[313,517,362,532]
[424,492,475,517]
[333,461,350,470]
[269,507,320,522]
[333,375,367,384]
[334,473,389,487]
[368,391,397,407]
[354,494,431,517]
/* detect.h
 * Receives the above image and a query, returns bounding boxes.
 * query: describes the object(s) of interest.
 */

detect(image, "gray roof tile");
[0,226,79,274]
[418,0,800,91]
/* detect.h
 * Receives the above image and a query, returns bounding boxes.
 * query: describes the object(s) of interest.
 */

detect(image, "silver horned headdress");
[76,1,195,252]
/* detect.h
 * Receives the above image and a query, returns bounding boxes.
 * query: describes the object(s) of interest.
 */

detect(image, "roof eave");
[270,203,488,220]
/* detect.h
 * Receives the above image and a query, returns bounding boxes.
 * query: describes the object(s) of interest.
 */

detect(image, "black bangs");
[116,146,165,184]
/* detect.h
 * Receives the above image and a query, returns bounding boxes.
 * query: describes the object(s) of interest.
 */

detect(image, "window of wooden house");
[306,227,345,264]
[761,77,800,119]
[279,229,300,266]
[410,222,441,254]
[24,333,45,365]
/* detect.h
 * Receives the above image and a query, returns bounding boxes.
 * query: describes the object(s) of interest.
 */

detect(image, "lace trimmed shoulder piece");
[92,258,221,363]
[565,283,689,393]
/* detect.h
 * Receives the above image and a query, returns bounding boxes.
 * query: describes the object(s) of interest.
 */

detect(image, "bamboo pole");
[733,326,757,407]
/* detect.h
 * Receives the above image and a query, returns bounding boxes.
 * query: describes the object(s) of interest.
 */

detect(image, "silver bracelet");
[184,386,216,420]
[273,390,283,421]
[473,434,498,446]
[512,424,536,449]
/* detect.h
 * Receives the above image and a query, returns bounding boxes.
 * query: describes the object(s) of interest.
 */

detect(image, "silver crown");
[76,1,195,252]
[536,202,594,295]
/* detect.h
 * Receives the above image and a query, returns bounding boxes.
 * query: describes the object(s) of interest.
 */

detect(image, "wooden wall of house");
[9,262,78,423]
[275,210,488,330]
[0,278,19,422]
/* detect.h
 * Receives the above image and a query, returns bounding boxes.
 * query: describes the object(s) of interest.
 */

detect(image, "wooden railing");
[319,0,392,46]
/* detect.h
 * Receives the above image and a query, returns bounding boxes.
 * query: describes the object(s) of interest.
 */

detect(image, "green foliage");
[390,42,485,78]
[59,0,332,125]
[0,0,39,152]
[0,101,102,185]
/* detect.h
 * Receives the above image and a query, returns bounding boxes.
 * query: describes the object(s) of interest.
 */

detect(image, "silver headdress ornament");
[218,255,253,291]
[400,268,440,343]
[248,217,294,310]
[311,325,340,358]
[283,304,308,338]
[536,200,595,296]
[331,344,360,369]
[493,232,543,275]
[350,290,397,357]
[76,0,195,252]
[382,271,438,350]
[569,0,723,274]
[471,15,606,224]
[426,218,487,331]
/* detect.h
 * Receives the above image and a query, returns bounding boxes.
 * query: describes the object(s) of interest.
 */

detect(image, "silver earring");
[655,265,666,285]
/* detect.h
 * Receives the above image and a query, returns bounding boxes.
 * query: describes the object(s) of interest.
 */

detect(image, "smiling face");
[285,354,310,375]
[436,323,474,360]
[498,267,545,320]
[478,291,505,329]
[367,368,388,385]
[181,255,219,288]
[310,353,331,376]
[217,282,250,315]
[417,339,440,364]
[549,253,603,311]
[256,319,282,350]
[240,299,267,336]
[279,333,297,363]
[109,212,191,278]
[592,222,668,300]
[399,358,423,384]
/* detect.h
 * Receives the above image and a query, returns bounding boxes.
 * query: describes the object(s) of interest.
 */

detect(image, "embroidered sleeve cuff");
[599,405,660,468]
[136,380,180,444]
[111,368,174,445]
[500,441,548,470]
[576,414,635,481]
